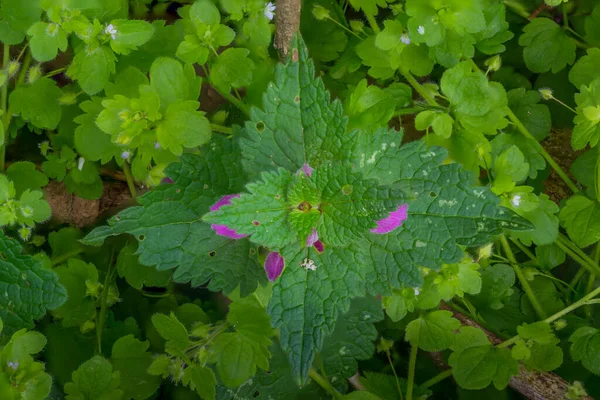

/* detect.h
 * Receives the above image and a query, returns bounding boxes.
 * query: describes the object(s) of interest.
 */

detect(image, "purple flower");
[300,163,314,177]
[306,228,319,247]
[211,224,249,239]
[314,240,324,253]
[371,204,408,234]
[210,194,240,212]
[265,251,284,281]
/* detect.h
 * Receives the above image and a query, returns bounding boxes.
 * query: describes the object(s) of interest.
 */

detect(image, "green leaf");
[349,0,388,16]
[321,297,384,387]
[559,195,600,248]
[345,79,395,131]
[27,22,68,61]
[507,193,559,246]
[470,264,515,310]
[535,244,565,269]
[240,35,357,176]
[569,327,600,375]
[0,232,66,336]
[440,61,508,134]
[569,48,600,89]
[0,0,42,44]
[210,48,255,93]
[116,242,171,290]
[490,133,545,179]
[5,161,48,195]
[572,79,600,150]
[82,138,266,296]
[405,310,460,351]
[9,77,63,129]
[18,189,51,226]
[268,245,373,384]
[156,100,211,155]
[67,45,117,95]
[415,110,454,138]
[449,327,519,390]
[182,364,216,400]
[108,19,154,55]
[150,57,200,109]
[151,312,190,351]
[49,227,84,263]
[74,98,122,164]
[64,356,123,400]
[518,18,576,73]
[227,295,275,341]
[52,259,98,328]
[506,88,551,141]
[110,335,161,400]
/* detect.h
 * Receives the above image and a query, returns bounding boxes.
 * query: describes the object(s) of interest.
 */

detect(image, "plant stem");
[122,161,137,200]
[51,248,84,267]
[503,0,531,19]
[365,13,380,33]
[420,369,453,389]
[406,342,418,400]
[0,43,9,173]
[216,88,250,117]
[210,123,232,135]
[44,66,67,78]
[326,15,363,39]
[384,348,403,400]
[551,97,577,113]
[400,68,437,107]
[96,252,116,354]
[308,368,343,400]
[510,238,538,263]
[556,234,600,276]
[500,235,547,319]
[506,108,579,194]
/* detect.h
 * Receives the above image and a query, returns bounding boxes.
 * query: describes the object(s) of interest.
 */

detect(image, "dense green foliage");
[0,0,600,399]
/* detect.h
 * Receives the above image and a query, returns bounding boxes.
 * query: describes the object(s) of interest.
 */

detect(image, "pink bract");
[265,251,285,281]
[371,204,408,234]
[306,228,319,247]
[211,224,249,239]
[210,194,240,212]
[314,240,324,253]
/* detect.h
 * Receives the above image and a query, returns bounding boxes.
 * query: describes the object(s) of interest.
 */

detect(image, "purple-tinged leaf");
[371,204,408,234]
[211,224,249,239]
[210,194,240,212]
[314,240,324,253]
[265,251,284,281]
[161,177,174,184]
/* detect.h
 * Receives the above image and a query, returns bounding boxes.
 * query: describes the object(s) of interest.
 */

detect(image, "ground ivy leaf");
[52,259,98,328]
[5,161,48,195]
[559,195,600,248]
[0,232,66,336]
[67,45,117,95]
[268,245,372,385]
[321,297,384,388]
[108,19,155,55]
[518,18,576,73]
[156,100,211,155]
[405,310,460,352]
[490,133,545,179]
[569,48,600,89]
[240,35,356,177]
[9,77,63,129]
[506,88,551,141]
[569,327,600,375]
[110,335,161,400]
[150,57,201,109]
[345,79,395,131]
[116,242,171,290]
[82,138,266,296]
[210,48,255,93]
[27,22,68,62]
[64,355,123,400]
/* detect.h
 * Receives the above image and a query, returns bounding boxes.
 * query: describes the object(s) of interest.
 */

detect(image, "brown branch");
[439,303,593,400]
[274,0,301,59]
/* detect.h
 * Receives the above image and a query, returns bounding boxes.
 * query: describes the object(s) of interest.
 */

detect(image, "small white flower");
[413,287,420,296]
[7,361,18,370]
[264,2,276,20]
[154,142,161,150]
[511,195,521,207]
[301,258,317,271]
[417,25,425,35]
[400,34,411,45]
[105,24,117,40]
[77,157,85,171]
[121,151,130,160]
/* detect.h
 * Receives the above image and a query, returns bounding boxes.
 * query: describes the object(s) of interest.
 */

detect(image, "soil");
[541,129,582,204]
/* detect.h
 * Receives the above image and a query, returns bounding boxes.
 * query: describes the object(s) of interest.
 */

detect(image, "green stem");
[503,0,531,19]
[308,368,343,400]
[44,66,67,78]
[500,235,547,319]
[51,248,84,266]
[551,97,577,114]
[570,266,588,288]
[326,15,363,39]
[406,342,418,400]
[385,349,403,400]
[420,369,453,389]
[365,13,380,33]
[96,253,116,354]
[509,238,538,263]
[210,123,232,135]
[394,106,427,116]
[562,3,569,28]
[556,234,600,276]
[0,43,9,173]
[218,89,251,117]
[400,68,437,107]
[15,50,31,86]
[506,108,579,194]
[122,161,137,200]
